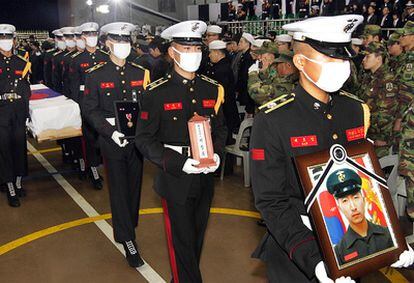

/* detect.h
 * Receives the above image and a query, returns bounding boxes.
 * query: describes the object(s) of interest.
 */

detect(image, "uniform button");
[7,75,10,78]
[193,112,197,115]
[167,75,172,78]
[122,80,125,84]
[123,98,127,101]
[182,79,188,84]
[106,92,110,96]
[192,99,196,104]
[92,56,95,59]
[173,117,177,121]
[123,90,126,93]
[332,133,338,140]
[93,62,97,65]
[116,66,120,71]
[313,102,320,110]
[326,114,332,120]
[6,68,10,71]
[6,61,9,64]
[121,72,124,75]
[190,88,194,92]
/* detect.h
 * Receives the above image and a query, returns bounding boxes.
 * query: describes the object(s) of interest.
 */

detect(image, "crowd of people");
[0,0,413,281]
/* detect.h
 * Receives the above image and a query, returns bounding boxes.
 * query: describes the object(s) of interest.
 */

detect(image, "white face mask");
[0,39,13,52]
[57,40,66,50]
[76,39,85,49]
[301,55,351,93]
[65,40,76,48]
[111,42,131,59]
[85,36,98,48]
[172,47,202,72]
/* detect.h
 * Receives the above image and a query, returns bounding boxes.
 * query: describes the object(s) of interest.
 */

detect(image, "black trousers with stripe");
[162,176,214,283]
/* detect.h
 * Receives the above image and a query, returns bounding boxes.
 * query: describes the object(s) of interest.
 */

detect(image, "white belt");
[164,144,191,157]
[79,85,85,91]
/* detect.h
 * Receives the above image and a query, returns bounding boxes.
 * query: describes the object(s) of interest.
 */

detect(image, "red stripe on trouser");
[80,137,88,166]
[162,198,180,283]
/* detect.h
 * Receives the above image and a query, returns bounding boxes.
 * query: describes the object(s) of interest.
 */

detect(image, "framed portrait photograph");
[294,141,407,279]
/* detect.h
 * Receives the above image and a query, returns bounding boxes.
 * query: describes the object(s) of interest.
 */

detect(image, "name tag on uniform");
[290,135,318,148]
[346,126,364,142]
[202,99,216,108]
[164,102,182,111]
[130,80,143,87]
[100,82,115,89]
[80,63,90,68]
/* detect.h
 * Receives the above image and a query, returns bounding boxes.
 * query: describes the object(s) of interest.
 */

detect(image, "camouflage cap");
[361,24,381,38]
[256,41,279,55]
[387,31,402,45]
[361,41,386,55]
[401,21,414,36]
[275,51,294,63]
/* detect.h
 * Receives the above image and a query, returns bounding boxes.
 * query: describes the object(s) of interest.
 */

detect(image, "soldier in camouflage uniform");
[357,25,382,101]
[248,41,280,105]
[387,30,404,73]
[396,21,414,218]
[273,51,298,96]
[361,42,399,158]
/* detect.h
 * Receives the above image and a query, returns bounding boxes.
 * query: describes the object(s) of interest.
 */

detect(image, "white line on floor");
[27,141,166,283]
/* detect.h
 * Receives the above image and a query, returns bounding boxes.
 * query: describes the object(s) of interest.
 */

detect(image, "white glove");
[182,158,205,174]
[391,243,414,268]
[248,60,260,73]
[315,261,355,283]
[111,131,129,147]
[203,153,220,174]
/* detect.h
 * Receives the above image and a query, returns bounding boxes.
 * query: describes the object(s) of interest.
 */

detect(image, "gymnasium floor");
[1,139,414,283]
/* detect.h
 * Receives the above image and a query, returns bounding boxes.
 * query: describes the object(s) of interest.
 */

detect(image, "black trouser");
[0,103,14,184]
[162,177,214,283]
[81,118,101,168]
[104,145,143,242]
[11,100,28,177]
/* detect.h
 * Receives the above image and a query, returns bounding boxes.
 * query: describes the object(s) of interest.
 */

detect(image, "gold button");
[121,72,124,75]
[190,88,194,92]
[92,56,95,59]
[326,114,332,120]
[192,99,196,104]
[173,117,177,121]
[332,134,338,140]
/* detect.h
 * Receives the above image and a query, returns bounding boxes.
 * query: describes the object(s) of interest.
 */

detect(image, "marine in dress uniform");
[83,22,150,267]
[135,21,227,283]
[69,22,108,189]
[43,30,62,88]
[326,169,393,266]
[250,15,369,283]
[0,24,31,207]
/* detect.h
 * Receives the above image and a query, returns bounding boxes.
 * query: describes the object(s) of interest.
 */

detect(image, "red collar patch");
[344,251,358,262]
[202,99,216,108]
[130,80,143,87]
[290,135,318,148]
[14,70,22,75]
[346,126,365,142]
[164,102,182,111]
[100,82,115,89]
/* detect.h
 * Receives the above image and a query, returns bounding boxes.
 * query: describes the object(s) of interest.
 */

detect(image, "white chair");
[220,118,254,187]
[379,153,406,216]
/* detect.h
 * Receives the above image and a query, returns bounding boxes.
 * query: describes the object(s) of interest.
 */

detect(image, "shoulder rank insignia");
[129,61,147,71]
[258,93,295,114]
[98,48,109,55]
[200,74,219,85]
[148,76,169,91]
[71,51,82,59]
[16,54,29,62]
[339,90,364,103]
[46,48,55,53]
[53,50,64,56]
[85,61,107,73]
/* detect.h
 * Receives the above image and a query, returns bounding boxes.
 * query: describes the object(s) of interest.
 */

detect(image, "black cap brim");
[304,38,356,60]
[333,184,361,198]
[173,37,203,46]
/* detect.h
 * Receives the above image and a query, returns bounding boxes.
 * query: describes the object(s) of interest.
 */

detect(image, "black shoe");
[122,241,144,268]
[6,186,20,207]
[91,177,103,190]
[16,187,26,198]
[78,169,87,180]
